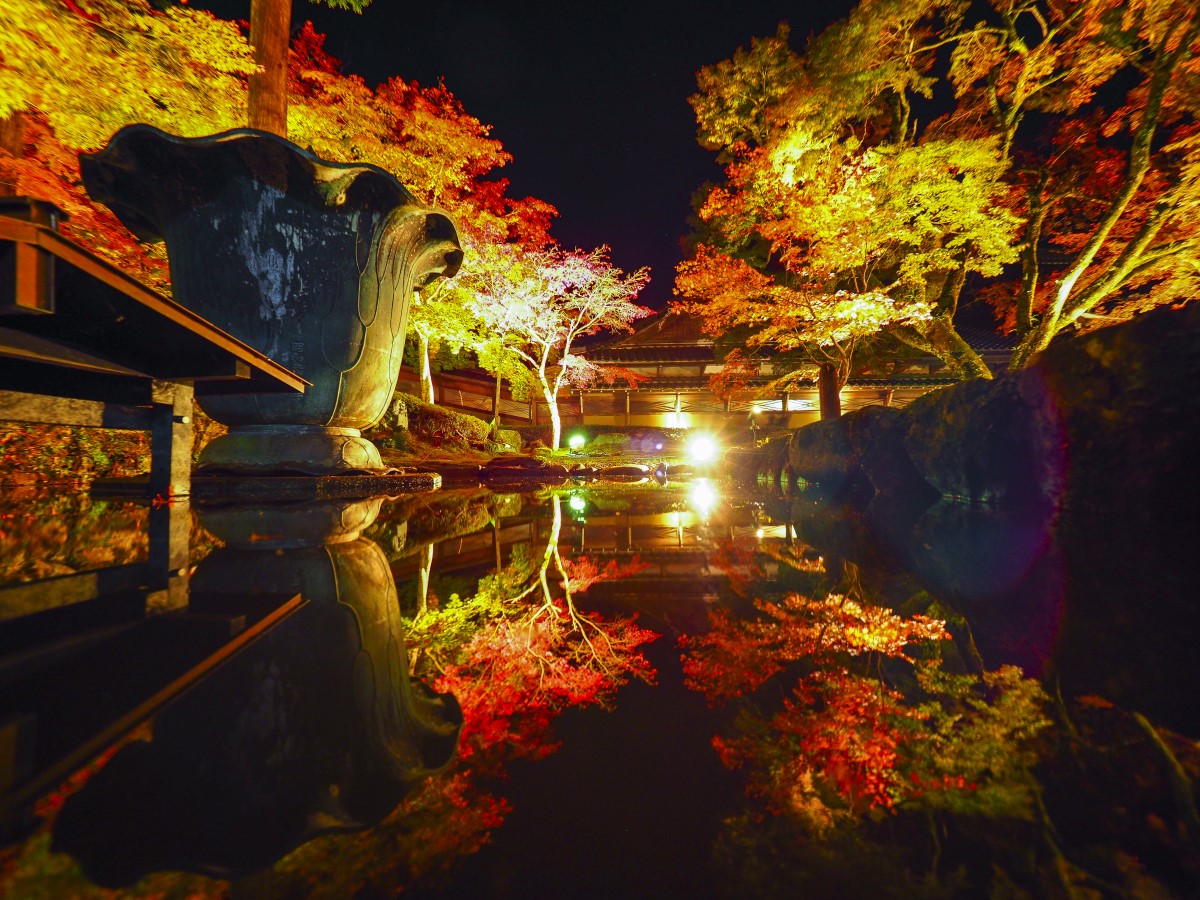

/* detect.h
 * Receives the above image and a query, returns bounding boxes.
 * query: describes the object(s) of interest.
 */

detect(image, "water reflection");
[682,488,1200,898]
[1,479,1197,897]
[50,498,462,887]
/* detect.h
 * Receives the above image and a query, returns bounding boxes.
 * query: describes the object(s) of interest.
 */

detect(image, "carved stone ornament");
[82,125,462,474]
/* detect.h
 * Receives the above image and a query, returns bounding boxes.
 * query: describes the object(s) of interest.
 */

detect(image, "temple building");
[572,311,1013,431]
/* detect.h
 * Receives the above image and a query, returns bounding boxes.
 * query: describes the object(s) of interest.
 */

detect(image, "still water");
[1,476,1197,898]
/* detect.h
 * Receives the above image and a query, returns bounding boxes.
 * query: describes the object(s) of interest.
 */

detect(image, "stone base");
[192,471,441,502]
[197,425,384,475]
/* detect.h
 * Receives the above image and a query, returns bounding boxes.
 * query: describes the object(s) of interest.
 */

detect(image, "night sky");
[194,1,857,308]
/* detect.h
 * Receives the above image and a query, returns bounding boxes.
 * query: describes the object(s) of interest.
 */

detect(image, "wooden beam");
[0,389,153,431]
[0,593,304,834]
[0,565,150,623]
[0,358,153,405]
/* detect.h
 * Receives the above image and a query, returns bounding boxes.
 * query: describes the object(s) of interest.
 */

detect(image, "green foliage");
[402,394,491,447]
[690,24,802,156]
[493,428,522,452]
[404,543,539,659]
[911,662,1051,818]
[314,0,372,10]
[0,423,148,483]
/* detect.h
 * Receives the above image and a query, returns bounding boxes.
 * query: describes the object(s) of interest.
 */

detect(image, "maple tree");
[678,1,1200,389]
[464,246,652,450]
[0,3,566,431]
[680,577,1050,818]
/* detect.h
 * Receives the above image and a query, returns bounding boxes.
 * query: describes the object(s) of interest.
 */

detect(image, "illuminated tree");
[0,5,560,405]
[269,495,656,894]
[680,1,1200,383]
[674,243,934,417]
[466,247,651,450]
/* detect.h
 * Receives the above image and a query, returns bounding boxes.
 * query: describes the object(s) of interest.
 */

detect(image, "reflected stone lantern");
[81,125,462,474]
[52,497,462,886]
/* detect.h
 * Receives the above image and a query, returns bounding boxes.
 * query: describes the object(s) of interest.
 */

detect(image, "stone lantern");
[82,125,462,474]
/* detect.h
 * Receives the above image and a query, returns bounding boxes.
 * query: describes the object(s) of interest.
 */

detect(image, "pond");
[0,475,1198,898]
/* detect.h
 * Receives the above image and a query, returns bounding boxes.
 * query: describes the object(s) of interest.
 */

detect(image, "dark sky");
[194,1,857,308]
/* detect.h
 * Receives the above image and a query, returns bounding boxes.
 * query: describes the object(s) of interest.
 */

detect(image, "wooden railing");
[395,367,581,428]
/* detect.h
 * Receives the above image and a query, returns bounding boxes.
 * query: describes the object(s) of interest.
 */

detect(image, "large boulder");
[902,375,1060,510]
[844,405,935,498]
[781,305,1200,514]
[786,417,858,491]
[1030,304,1200,520]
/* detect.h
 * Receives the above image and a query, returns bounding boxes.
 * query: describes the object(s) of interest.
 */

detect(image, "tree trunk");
[248,0,291,137]
[543,383,561,450]
[418,332,435,404]
[491,370,502,439]
[818,363,841,420]
[416,542,434,618]
[0,111,24,196]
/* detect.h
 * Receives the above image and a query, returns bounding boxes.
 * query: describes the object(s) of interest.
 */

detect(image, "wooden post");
[579,391,585,417]
[0,713,36,841]
[624,390,631,426]
[0,113,24,196]
[149,381,193,500]
[492,371,501,435]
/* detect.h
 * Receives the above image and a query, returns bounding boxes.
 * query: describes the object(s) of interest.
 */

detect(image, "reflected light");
[690,479,717,516]
[569,495,587,512]
[666,511,696,529]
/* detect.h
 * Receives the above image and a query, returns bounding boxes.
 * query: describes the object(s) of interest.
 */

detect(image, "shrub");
[385,394,490,447]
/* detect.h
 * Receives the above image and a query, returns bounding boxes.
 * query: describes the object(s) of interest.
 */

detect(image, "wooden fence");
[395,367,579,428]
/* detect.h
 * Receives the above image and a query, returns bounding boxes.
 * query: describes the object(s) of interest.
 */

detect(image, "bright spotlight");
[568,434,586,451]
[569,494,587,512]
[756,528,765,539]
[688,435,718,464]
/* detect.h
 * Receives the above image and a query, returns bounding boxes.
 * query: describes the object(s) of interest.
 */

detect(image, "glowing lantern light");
[568,434,586,451]
[569,494,587,512]
[688,434,718,464]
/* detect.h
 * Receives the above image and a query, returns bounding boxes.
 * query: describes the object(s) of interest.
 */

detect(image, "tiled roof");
[604,311,710,347]
[956,324,1017,353]
[584,345,713,363]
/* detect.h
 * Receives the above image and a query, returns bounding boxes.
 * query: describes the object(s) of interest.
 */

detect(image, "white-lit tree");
[466,246,651,450]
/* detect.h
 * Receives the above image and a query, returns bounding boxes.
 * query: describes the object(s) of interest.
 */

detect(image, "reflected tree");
[678,552,1072,893]
[271,493,658,895]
